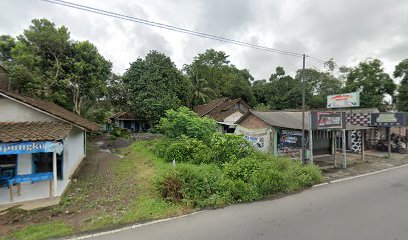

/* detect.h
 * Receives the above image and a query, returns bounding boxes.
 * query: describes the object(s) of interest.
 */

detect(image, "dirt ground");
[0,135,132,235]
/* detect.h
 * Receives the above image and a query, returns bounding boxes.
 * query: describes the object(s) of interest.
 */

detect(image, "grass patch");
[81,140,187,232]
[6,221,73,240]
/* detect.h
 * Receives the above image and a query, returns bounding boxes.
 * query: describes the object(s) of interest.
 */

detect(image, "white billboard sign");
[327,92,360,108]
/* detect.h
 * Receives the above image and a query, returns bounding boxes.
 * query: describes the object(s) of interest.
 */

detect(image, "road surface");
[91,165,408,240]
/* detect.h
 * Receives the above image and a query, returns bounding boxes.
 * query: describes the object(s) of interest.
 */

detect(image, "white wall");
[17,154,32,175]
[224,111,244,124]
[0,96,56,122]
[63,127,85,180]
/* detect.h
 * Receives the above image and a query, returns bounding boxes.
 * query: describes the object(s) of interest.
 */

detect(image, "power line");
[39,0,323,60]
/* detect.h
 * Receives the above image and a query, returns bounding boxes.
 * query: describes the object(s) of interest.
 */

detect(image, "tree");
[0,35,16,63]
[123,50,191,124]
[343,59,396,108]
[190,76,215,107]
[66,40,112,115]
[394,59,408,111]
[184,49,255,106]
[267,67,307,110]
[1,18,113,116]
[295,63,343,108]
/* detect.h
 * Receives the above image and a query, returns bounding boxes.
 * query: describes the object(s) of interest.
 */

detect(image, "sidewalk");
[316,151,408,182]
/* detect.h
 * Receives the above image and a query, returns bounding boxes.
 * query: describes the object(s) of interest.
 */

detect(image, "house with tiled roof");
[108,112,149,132]
[193,97,251,133]
[0,89,98,206]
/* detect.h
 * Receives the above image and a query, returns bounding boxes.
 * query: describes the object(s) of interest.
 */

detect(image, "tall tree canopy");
[394,59,408,111]
[123,50,191,124]
[184,49,255,106]
[343,59,396,108]
[0,18,112,117]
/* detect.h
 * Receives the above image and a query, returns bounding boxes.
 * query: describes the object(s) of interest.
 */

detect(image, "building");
[108,112,149,132]
[0,89,99,205]
[235,110,372,165]
[193,97,251,133]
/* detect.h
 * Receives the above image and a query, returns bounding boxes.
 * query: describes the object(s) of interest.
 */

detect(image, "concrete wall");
[17,154,32,175]
[63,127,85,180]
[0,96,56,122]
[239,113,269,129]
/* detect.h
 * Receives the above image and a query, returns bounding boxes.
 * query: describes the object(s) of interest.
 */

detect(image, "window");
[32,152,63,180]
[0,154,17,186]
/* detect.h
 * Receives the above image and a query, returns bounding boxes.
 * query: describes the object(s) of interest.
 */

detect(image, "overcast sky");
[1,0,407,81]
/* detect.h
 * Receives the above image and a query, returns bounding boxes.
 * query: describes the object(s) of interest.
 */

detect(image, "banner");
[311,112,346,130]
[327,92,360,108]
[0,141,64,155]
[277,129,305,159]
[234,126,272,152]
[370,113,407,127]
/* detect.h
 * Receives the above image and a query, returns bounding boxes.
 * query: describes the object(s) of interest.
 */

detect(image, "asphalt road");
[91,165,408,240]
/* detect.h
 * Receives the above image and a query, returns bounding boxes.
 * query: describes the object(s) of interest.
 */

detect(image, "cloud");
[0,0,407,80]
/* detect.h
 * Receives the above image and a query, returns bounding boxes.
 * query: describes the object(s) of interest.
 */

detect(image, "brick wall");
[239,113,270,129]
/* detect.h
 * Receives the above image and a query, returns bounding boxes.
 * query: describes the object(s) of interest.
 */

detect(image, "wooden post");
[342,129,347,168]
[49,180,52,197]
[17,183,21,196]
[9,184,14,202]
[309,130,314,164]
[53,152,57,197]
[387,127,391,158]
[332,131,337,167]
[361,130,365,161]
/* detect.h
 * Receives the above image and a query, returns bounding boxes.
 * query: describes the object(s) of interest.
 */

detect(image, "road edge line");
[313,163,408,188]
[67,210,205,240]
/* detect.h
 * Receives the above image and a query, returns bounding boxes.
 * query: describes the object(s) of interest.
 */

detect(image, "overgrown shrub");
[156,164,229,207]
[156,107,217,143]
[160,136,211,164]
[209,133,254,165]
[223,157,262,182]
[110,125,130,139]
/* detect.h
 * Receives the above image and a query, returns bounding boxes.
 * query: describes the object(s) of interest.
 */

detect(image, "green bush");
[209,133,254,165]
[224,178,260,202]
[223,157,262,182]
[156,107,217,143]
[110,125,130,139]
[156,164,228,207]
[160,136,211,164]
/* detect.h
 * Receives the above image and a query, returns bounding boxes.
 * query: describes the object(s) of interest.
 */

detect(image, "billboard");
[277,129,305,159]
[370,113,407,127]
[311,112,346,130]
[327,92,360,108]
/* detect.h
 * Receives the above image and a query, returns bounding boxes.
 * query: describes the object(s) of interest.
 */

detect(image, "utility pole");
[301,54,306,163]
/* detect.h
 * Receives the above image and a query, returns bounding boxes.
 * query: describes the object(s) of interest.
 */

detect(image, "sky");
[0,0,407,81]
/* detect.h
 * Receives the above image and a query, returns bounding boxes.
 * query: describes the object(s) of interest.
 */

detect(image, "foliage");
[0,18,112,116]
[156,107,217,142]
[123,50,192,124]
[343,58,396,108]
[394,59,408,111]
[159,136,211,164]
[183,49,255,106]
[156,163,229,207]
[208,133,254,165]
[109,125,130,139]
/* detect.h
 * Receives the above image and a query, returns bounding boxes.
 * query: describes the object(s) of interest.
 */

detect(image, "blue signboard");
[0,141,63,155]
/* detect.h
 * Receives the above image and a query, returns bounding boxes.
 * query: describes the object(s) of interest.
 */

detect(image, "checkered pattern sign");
[346,113,371,126]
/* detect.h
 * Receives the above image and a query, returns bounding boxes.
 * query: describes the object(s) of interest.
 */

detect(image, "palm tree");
[190,74,215,108]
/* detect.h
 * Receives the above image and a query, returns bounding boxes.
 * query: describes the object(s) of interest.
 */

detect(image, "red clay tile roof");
[193,97,250,122]
[111,112,139,120]
[0,122,73,142]
[193,97,229,117]
[0,89,99,131]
